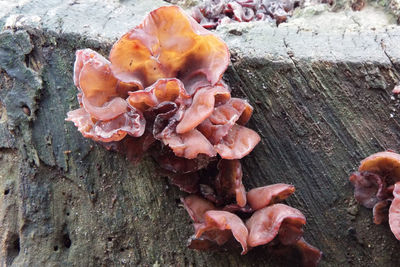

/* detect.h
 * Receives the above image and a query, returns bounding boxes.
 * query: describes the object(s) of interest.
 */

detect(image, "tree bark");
[1,1,400,266]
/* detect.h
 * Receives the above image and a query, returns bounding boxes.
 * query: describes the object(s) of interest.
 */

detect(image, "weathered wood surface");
[1,1,400,266]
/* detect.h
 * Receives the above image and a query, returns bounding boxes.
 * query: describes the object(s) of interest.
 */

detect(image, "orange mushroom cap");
[66,108,145,142]
[68,49,145,142]
[350,151,400,241]
[176,84,230,134]
[389,182,400,240]
[247,184,295,211]
[246,204,306,247]
[359,151,400,184]
[109,6,230,94]
[128,78,190,112]
[198,97,253,145]
[181,195,216,223]
[195,210,249,255]
[215,124,261,159]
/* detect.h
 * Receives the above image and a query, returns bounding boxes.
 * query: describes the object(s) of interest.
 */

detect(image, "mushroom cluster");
[67,5,321,266]
[349,151,400,240]
[191,0,303,29]
[67,5,259,162]
[182,175,322,266]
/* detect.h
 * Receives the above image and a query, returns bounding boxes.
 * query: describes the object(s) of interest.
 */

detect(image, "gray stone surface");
[2,0,400,266]
[0,0,167,39]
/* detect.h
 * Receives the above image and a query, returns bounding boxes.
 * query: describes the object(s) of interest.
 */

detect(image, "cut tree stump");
[1,1,400,266]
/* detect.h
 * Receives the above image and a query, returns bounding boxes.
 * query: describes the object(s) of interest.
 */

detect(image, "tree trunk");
[1,1,400,266]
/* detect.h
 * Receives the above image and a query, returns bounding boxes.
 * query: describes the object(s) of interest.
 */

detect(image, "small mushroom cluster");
[181,168,322,266]
[191,0,303,29]
[349,151,400,240]
[67,5,321,266]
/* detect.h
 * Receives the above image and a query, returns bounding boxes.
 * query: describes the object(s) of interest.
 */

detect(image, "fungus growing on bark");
[246,203,305,247]
[182,179,321,266]
[192,0,306,29]
[247,183,295,210]
[68,6,260,161]
[215,159,246,207]
[109,6,230,94]
[349,151,400,240]
[67,49,145,142]
[389,183,400,239]
[195,210,249,255]
[67,5,320,265]
[181,194,216,223]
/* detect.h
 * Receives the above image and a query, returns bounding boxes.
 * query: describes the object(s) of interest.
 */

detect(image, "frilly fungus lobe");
[195,210,249,255]
[389,183,400,239]
[67,49,145,142]
[349,151,400,240]
[67,5,320,266]
[215,159,246,207]
[247,183,295,210]
[109,6,229,93]
[246,203,306,247]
